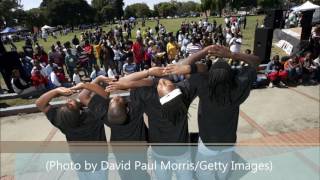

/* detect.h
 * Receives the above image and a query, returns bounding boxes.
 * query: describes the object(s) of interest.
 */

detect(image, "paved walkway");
[1,85,319,179]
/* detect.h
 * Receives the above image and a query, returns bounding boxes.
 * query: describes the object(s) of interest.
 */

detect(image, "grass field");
[1,15,287,107]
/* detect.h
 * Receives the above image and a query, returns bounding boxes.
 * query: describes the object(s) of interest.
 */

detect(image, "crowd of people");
[5,17,320,98]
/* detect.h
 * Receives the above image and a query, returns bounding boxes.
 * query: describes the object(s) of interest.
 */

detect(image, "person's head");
[305,52,313,61]
[56,99,82,130]
[56,41,61,46]
[272,55,280,62]
[208,59,236,106]
[53,66,58,73]
[12,69,20,78]
[107,96,128,125]
[51,45,55,51]
[136,37,142,43]
[74,68,79,74]
[93,64,100,71]
[157,78,188,124]
[245,49,251,54]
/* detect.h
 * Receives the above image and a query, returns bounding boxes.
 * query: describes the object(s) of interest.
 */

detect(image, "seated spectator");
[45,59,58,77]
[32,60,48,78]
[302,52,317,84]
[30,69,48,88]
[11,69,45,98]
[56,67,68,83]
[284,55,303,84]
[50,67,71,88]
[72,68,81,85]
[107,62,118,78]
[123,56,136,75]
[90,64,106,80]
[266,55,288,88]
[313,55,320,82]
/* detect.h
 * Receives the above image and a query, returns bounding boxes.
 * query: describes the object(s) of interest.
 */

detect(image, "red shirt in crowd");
[31,71,48,87]
[132,42,145,63]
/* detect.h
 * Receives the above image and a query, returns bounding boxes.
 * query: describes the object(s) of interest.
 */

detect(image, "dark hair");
[107,104,127,125]
[208,59,236,106]
[161,94,188,125]
[56,106,81,130]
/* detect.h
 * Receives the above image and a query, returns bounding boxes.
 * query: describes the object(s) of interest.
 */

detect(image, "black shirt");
[139,79,196,144]
[106,88,148,141]
[188,66,256,145]
[46,95,107,141]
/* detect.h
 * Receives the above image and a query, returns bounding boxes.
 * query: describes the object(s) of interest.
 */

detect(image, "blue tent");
[1,27,18,34]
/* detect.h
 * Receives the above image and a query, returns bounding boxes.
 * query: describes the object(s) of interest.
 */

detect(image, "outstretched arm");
[119,66,166,82]
[36,87,73,113]
[106,78,153,92]
[207,45,261,68]
[181,46,209,65]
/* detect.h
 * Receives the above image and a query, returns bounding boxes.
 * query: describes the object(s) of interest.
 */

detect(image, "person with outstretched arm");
[163,45,261,180]
[106,67,199,180]
[36,76,113,180]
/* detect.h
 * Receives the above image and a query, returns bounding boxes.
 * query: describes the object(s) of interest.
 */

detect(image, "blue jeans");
[150,147,193,180]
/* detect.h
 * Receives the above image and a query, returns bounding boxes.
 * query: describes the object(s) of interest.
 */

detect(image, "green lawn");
[1,15,287,107]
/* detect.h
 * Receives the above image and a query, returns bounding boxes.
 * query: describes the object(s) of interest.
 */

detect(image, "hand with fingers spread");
[164,64,191,75]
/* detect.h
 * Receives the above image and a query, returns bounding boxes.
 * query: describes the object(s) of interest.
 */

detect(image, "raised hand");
[206,45,232,59]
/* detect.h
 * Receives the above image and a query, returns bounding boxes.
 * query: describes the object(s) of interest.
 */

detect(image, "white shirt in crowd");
[107,68,118,78]
[45,63,58,76]
[186,43,202,56]
[136,29,141,37]
[229,37,242,53]
[50,72,61,87]
[90,69,106,80]
[73,73,81,84]
[225,32,233,44]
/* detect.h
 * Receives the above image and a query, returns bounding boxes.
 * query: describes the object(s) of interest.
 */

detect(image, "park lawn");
[1,15,287,107]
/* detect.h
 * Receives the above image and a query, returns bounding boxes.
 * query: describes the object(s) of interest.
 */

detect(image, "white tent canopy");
[41,25,55,31]
[291,1,320,12]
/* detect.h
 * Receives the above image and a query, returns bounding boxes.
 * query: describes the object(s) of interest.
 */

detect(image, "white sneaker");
[279,81,288,88]
[268,82,274,88]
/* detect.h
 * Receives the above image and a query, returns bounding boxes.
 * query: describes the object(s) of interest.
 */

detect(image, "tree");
[112,0,124,19]
[91,0,109,10]
[124,3,151,18]
[25,8,47,30]
[200,0,227,17]
[257,0,284,9]
[154,2,177,17]
[0,0,21,27]
[176,1,201,15]
[100,4,115,22]
[45,0,94,26]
